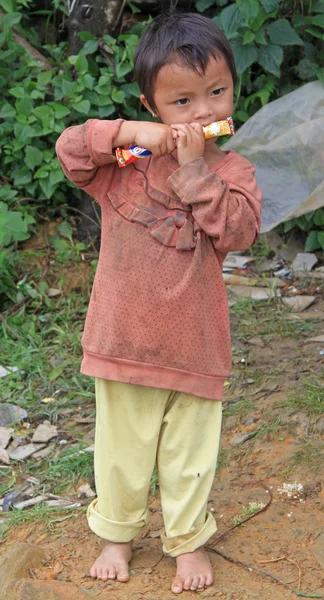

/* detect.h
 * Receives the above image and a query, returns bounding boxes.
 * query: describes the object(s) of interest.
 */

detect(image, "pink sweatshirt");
[56,119,262,400]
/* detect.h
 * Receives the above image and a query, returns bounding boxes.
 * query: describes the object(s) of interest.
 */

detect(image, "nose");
[193,100,213,123]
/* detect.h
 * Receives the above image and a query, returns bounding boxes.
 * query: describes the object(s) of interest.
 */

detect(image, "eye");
[175,98,189,105]
[211,88,225,96]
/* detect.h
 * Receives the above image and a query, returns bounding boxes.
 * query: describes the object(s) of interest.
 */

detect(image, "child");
[56,10,262,594]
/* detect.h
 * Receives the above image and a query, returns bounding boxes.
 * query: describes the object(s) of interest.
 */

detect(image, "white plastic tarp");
[224,81,324,232]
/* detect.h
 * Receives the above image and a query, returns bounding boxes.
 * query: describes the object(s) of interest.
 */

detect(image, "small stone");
[0,403,27,427]
[229,432,252,446]
[77,483,96,499]
[244,416,255,426]
[0,366,19,378]
[47,288,62,297]
[33,444,54,460]
[8,443,46,461]
[304,334,324,344]
[0,447,10,464]
[143,568,153,574]
[32,423,58,443]
[282,296,315,312]
[0,543,46,590]
[247,336,265,348]
[288,515,296,523]
[292,252,318,272]
[0,427,14,449]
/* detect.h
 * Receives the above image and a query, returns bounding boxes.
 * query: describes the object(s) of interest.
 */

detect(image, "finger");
[166,131,176,153]
[176,129,187,148]
[190,122,204,135]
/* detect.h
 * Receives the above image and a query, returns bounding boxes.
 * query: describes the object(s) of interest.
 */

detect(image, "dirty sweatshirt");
[56,119,262,400]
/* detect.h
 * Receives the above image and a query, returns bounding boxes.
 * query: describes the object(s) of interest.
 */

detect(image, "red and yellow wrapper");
[115,117,234,168]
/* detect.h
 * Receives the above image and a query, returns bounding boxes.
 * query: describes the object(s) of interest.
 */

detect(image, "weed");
[281,441,324,476]
[230,299,307,340]
[0,505,85,543]
[231,502,266,527]
[275,381,324,417]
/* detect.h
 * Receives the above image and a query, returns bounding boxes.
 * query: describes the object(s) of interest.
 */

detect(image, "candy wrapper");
[115,117,234,167]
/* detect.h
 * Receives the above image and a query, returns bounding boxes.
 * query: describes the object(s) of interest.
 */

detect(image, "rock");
[282,296,315,312]
[143,568,153,574]
[0,404,27,427]
[223,254,256,269]
[262,231,283,252]
[316,417,324,435]
[0,427,14,449]
[247,336,265,348]
[77,483,95,499]
[13,495,47,510]
[8,443,46,461]
[0,366,19,378]
[244,416,255,426]
[33,445,54,460]
[0,543,46,591]
[223,274,260,286]
[0,447,10,465]
[32,423,58,443]
[4,579,96,600]
[277,230,305,262]
[47,288,62,297]
[228,285,280,300]
[304,334,324,344]
[223,415,238,431]
[292,252,318,272]
[229,432,257,446]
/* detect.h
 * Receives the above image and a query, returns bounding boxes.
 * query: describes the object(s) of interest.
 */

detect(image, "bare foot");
[90,540,132,582]
[171,547,213,594]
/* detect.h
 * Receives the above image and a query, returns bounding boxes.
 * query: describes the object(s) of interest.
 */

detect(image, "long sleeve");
[55,119,124,202]
[168,155,262,253]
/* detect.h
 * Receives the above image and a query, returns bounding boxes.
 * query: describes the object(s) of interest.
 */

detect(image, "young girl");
[56,10,262,594]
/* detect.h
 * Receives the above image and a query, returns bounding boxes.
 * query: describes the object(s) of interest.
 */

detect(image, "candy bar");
[115,117,234,167]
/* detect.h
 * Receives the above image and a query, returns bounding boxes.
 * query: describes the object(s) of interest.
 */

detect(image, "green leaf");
[313,209,324,226]
[78,31,95,41]
[196,0,215,11]
[34,166,50,179]
[98,105,116,118]
[305,26,324,39]
[259,0,280,12]
[75,53,88,73]
[258,44,283,76]
[318,231,324,249]
[50,168,65,186]
[305,230,319,251]
[254,28,267,44]
[243,31,255,44]
[112,89,125,103]
[0,103,15,118]
[0,0,15,12]
[219,4,245,38]
[39,177,56,199]
[9,87,25,99]
[37,70,54,86]
[34,105,52,119]
[16,96,33,117]
[236,0,260,23]
[57,220,73,241]
[231,41,258,74]
[48,102,70,119]
[13,167,32,186]
[305,14,324,27]
[128,1,141,12]
[25,145,43,170]
[83,40,98,55]
[116,62,133,78]
[0,207,28,246]
[2,11,21,29]
[122,81,141,98]
[297,58,318,80]
[268,19,304,45]
[74,99,91,114]
[312,0,324,12]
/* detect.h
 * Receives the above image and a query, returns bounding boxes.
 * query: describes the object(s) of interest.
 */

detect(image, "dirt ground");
[2,295,324,600]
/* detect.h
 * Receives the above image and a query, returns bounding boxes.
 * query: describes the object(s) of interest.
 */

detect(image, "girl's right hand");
[133,122,177,157]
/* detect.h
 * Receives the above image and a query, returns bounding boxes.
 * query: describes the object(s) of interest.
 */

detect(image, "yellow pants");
[87,379,222,557]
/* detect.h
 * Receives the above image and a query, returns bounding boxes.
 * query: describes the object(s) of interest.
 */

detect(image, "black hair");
[133,11,237,112]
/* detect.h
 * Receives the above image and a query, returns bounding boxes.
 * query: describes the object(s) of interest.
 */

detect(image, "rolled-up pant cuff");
[87,498,149,542]
[161,512,217,557]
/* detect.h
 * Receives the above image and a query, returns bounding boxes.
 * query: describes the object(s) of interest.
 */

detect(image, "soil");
[1,249,324,600]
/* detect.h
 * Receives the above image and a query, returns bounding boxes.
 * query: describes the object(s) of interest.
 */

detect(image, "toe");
[205,573,214,587]
[96,568,103,580]
[171,574,183,594]
[190,576,200,590]
[183,576,193,591]
[116,568,129,583]
[101,568,109,581]
[198,575,206,589]
[108,567,116,580]
[90,566,97,578]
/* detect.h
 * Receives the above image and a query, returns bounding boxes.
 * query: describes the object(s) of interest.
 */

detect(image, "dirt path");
[1,261,324,599]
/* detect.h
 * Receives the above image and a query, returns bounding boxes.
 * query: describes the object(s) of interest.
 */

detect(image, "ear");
[140,94,157,117]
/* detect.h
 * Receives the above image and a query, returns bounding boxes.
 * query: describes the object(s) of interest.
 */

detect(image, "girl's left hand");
[171,122,205,167]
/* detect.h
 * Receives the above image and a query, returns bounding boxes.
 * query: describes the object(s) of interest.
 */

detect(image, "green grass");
[230,298,309,339]
[0,504,86,543]
[281,441,324,476]
[275,380,324,417]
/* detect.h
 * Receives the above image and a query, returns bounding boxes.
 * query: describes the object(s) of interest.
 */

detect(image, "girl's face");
[141,53,234,137]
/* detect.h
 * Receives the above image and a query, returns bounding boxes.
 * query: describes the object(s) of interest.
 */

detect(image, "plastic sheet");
[224,81,324,232]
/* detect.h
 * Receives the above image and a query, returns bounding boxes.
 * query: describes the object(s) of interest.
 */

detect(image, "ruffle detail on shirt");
[109,192,197,250]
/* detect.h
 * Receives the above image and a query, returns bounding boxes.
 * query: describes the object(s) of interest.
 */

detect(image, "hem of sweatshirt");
[80,350,225,401]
